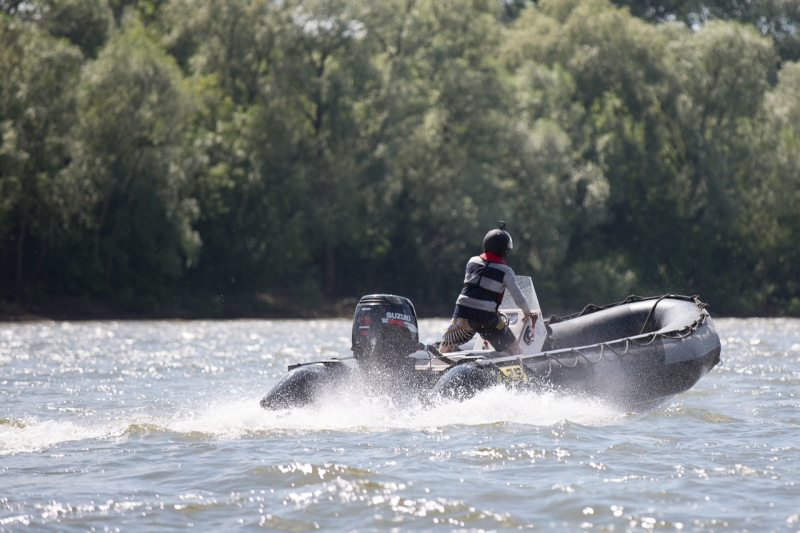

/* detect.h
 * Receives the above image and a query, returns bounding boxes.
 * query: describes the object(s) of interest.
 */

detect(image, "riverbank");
[2,292,770,322]
[0,293,360,322]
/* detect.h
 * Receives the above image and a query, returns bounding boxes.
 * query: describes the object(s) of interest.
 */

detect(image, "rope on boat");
[543,358,552,378]
[602,339,631,356]
[572,345,605,364]
[629,332,661,347]
[638,296,668,335]
[561,353,581,367]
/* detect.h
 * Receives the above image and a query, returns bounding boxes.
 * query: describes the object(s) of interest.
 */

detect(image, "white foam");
[171,385,623,436]
[0,418,126,455]
[1,388,623,453]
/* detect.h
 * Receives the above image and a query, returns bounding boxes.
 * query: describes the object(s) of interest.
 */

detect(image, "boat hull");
[260,362,351,410]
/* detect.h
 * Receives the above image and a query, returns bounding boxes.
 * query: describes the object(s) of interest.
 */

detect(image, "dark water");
[2,318,799,531]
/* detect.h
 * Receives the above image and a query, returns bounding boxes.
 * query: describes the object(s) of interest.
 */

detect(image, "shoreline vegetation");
[0,293,761,322]
[0,294,359,321]
[2,0,800,319]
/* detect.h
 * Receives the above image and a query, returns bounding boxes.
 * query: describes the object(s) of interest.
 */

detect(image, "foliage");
[67,21,199,298]
[610,0,800,62]
[0,13,84,298]
[1,0,798,317]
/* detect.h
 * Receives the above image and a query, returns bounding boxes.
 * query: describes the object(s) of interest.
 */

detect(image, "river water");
[1,317,799,532]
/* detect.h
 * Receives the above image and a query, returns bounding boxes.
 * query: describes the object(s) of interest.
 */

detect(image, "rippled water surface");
[2,317,799,531]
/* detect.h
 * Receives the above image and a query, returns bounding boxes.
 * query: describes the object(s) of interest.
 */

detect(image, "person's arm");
[502,270,532,316]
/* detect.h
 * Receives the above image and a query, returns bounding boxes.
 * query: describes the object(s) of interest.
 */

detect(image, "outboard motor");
[352,294,420,374]
[260,294,422,410]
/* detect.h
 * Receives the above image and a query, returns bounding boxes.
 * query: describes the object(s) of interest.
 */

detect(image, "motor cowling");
[352,294,420,371]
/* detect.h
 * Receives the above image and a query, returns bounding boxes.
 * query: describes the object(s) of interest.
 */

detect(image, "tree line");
[1,0,799,318]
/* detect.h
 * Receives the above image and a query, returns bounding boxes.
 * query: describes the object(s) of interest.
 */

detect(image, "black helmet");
[482,221,513,258]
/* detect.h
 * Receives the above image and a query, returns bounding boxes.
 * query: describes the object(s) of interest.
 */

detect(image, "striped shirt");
[453,252,532,322]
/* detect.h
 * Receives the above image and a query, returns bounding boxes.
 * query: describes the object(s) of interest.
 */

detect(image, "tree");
[503,0,668,307]
[748,61,800,314]
[39,0,112,58]
[658,21,777,311]
[0,15,85,300]
[67,21,199,302]
[611,0,800,62]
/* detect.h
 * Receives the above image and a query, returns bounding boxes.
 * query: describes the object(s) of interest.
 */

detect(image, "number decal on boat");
[498,365,528,383]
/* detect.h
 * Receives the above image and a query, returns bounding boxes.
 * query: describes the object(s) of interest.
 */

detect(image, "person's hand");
[529,311,537,327]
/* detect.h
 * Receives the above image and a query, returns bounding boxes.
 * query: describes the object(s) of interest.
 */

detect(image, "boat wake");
[1,388,625,454]
[253,386,625,432]
[0,417,130,455]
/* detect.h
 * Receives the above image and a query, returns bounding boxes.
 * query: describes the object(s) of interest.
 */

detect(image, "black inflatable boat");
[429,294,721,410]
[260,288,721,411]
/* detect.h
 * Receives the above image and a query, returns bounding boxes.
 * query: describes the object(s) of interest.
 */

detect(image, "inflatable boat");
[260,278,721,411]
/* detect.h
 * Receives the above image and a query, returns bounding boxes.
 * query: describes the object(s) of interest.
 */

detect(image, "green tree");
[611,0,800,62]
[503,0,781,312]
[747,61,800,314]
[39,0,112,58]
[0,15,85,299]
[67,21,199,303]
[162,0,354,302]
[658,21,777,311]
[504,0,668,307]
[161,0,278,103]
[346,0,526,308]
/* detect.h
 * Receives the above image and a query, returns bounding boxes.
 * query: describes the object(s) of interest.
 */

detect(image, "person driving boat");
[439,221,537,355]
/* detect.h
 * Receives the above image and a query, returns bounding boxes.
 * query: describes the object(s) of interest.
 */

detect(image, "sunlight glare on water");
[2,317,800,531]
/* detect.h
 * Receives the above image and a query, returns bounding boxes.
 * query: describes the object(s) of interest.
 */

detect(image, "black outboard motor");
[352,294,420,374]
[261,294,421,410]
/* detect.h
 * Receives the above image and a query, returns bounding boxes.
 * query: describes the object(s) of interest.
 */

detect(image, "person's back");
[439,222,537,355]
